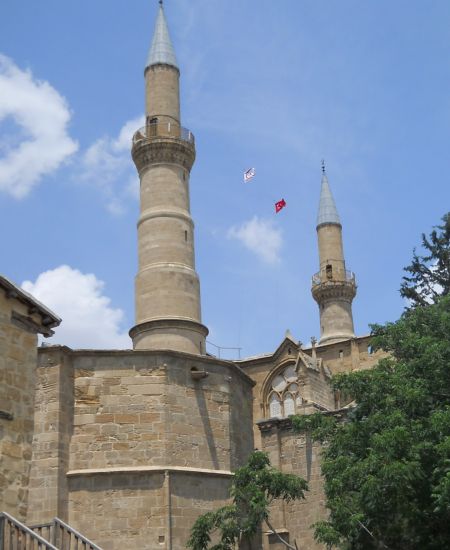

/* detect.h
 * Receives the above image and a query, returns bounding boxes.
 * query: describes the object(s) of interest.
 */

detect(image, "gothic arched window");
[266,366,303,419]
[269,393,282,418]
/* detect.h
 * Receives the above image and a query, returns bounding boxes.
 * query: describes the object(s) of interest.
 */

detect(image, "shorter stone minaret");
[311,164,356,344]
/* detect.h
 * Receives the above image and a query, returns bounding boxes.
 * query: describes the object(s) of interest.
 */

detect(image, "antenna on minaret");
[321,159,326,175]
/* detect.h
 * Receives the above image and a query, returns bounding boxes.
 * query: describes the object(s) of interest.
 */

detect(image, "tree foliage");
[293,296,450,549]
[400,212,450,307]
[187,451,308,550]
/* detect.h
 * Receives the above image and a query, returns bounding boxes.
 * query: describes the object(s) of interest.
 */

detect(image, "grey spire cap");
[146,4,179,70]
[317,172,341,227]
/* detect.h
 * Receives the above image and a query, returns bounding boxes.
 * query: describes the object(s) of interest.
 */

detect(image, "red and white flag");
[275,199,286,213]
[243,167,255,182]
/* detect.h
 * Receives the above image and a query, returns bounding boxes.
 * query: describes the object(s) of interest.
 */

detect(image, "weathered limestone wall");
[67,471,232,550]
[243,359,335,450]
[64,351,253,472]
[68,472,166,549]
[242,335,384,443]
[317,336,385,377]
[240,335,387,549]
[28,346,254,548]
[0,290,42,520]
[27,347,73,523]
[169,473,231,549]
[260,420,325,550]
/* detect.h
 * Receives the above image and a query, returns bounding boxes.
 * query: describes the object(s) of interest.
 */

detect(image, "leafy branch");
[187,451,307,550]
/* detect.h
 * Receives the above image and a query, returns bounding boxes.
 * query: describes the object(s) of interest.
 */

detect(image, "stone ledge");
[36,346,256,386]
[138,208,194,228]
[66,465,233,478]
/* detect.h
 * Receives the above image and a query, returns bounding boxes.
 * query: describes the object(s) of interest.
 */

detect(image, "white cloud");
[81,115,144,214]
[228,216,283,265]
[22,265,131,349]
[0,54,78,198]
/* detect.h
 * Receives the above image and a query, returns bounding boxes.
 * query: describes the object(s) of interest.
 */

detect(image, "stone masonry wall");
[27,347,73,523]
[169,473,231,549]
[241,335,387,549]
[68,470,233,550]
[0,290,41,521]
[242,335,385,445]
[68,472,166,549]
[260,420,326,550]
[66,351,253,473]
[28,346,254,549]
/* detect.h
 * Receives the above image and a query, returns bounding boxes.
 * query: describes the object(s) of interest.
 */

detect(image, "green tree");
[400,212,450,307]
[293,296,450,549]
[187,451,308,550]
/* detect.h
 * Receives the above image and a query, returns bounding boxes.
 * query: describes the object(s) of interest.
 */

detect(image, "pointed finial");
[321,159,326,175]
[146,0,178,70]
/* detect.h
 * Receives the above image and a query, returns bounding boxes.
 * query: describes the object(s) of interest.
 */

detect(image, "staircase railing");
[0,511,59,550]
[30,518,102,550]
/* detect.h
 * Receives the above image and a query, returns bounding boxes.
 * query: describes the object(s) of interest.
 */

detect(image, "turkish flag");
[275,199,286,213]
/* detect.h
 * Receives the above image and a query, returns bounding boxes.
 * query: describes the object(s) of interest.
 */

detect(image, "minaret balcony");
[132,123,195,147]
[132,123,196,172]
[312,268,356,287]
[311,268,357,304]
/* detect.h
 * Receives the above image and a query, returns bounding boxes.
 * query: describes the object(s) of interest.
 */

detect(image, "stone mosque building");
[0,4,383,549]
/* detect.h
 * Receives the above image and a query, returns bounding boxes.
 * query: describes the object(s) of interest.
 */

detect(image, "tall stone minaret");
[311,164,356,344]
[129,2,208,354]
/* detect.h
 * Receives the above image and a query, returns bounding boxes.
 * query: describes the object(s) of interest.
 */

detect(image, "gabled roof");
[235,331,300,365]
[146,3,178,71]
[0,274,61,336]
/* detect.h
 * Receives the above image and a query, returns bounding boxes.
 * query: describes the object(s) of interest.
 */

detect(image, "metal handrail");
[30,517,103,550]
[312,269,355,286]
[206,340,242,359]
[133,123,195,146]
[0,511,59,550]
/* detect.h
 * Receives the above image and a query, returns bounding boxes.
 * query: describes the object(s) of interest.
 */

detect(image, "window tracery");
[266,365,303,418]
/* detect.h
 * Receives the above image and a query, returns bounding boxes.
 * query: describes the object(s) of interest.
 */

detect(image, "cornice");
[67,465,232,478]
[132,138,195,173]
[312,280,356,303]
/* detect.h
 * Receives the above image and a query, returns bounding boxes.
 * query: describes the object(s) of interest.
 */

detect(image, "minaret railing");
[312,269,355,286]
[133,123,195,146]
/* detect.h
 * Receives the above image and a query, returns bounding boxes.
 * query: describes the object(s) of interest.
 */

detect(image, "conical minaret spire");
[130,4,208,354]
[317,163,341,227]
[146,2,178,71]
[311,164,356,344]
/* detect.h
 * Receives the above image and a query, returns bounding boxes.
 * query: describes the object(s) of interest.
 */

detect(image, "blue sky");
[0,0,449,357]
